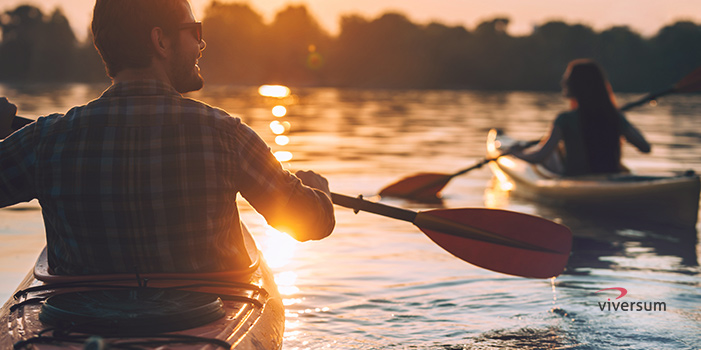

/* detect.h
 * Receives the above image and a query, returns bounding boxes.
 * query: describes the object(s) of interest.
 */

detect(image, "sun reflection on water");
[275,135,290,146]
[272,105,287,117]
[258,85,291,98]
[258,225,313,346]
[550,277,557,305]
[488,162,515,191]
[274,151,293,162]
[259,84,295,163]
[269,120,290,135]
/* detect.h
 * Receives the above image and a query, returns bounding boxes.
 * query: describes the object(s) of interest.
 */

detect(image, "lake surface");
[1,83,699,349]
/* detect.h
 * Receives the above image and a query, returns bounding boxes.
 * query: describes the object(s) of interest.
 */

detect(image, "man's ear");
[150,27,170,58]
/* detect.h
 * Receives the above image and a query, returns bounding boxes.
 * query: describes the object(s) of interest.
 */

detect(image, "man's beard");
[170,45,204,93]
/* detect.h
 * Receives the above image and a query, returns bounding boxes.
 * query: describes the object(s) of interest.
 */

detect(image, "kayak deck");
[1,226,284,349]
[486,129,701,227]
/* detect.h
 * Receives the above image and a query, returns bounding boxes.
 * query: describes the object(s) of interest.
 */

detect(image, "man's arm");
[236,124,335,242]
[0,97,18,139]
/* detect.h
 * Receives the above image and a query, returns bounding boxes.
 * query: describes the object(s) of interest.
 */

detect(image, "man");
[0,98,16,139]
[0,0,335,275]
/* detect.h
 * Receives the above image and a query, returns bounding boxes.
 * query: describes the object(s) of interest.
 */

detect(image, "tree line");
[1,1,700,92]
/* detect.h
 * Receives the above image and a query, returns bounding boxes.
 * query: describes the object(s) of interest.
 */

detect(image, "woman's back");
[510,59,650,177]
[555,110,623,176]
[561,60,622,175]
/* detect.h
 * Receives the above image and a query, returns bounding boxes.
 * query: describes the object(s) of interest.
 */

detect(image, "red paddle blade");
[414,209,572,278]
[379,173,451,199]
[674,65,701,93]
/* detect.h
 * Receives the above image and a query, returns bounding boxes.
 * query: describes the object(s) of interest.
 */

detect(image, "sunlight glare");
[276,270,300,295]
[276,271,298,286]
[487,129,500,154]
[498,157,516,169]
[259,226,299,268]
[488,162,514,191]
[258,85,291,98]
[274,151,293,162]
[272,105,287,117]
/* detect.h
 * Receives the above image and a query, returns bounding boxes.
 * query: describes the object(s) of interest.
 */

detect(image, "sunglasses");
[178,22,203,44]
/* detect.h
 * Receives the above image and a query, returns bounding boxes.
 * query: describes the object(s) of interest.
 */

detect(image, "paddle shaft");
[331,192,416,222]
[331,192,562,253]
[618,87,674,112]
[446,139,541,178]
[616,65,701,111]
[446,158,493,179]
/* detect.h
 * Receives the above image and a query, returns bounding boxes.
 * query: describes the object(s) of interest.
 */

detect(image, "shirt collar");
[100,80,182,98]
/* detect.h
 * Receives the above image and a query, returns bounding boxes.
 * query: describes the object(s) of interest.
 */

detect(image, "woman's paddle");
[618,65,701,110]
[379,65,701,200]
[331,192,572,278]
[379,141,537,200]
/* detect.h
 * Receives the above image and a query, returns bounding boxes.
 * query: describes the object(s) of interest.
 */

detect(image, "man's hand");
[295,170,331,199]
[0,97,18,139]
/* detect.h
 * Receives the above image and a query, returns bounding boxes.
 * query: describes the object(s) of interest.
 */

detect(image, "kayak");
[486,129,701,227]
[0,225,284,349]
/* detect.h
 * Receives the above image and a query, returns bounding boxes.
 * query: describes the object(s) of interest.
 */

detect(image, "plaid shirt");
[0,80,334,274]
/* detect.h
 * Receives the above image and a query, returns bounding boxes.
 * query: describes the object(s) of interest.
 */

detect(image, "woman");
[510,59,651,176]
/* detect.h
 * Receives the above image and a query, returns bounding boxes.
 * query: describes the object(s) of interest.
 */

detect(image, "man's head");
[92,0,206,92]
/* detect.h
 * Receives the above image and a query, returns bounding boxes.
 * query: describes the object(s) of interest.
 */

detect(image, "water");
[1,83,699,349]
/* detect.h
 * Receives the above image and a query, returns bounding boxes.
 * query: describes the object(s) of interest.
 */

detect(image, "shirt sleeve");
[234,122,335,241]
[0,122,38,207]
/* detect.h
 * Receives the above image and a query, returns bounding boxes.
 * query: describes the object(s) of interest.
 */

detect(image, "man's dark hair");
[92,0,186,78]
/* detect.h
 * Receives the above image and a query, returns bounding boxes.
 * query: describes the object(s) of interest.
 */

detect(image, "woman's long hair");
[562,59,621,173]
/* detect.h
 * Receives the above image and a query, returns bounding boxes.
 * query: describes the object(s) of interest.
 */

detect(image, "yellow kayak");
[0,225,284,349]
[486,129,700,227]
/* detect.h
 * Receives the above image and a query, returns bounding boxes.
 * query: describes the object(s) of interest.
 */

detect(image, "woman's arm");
[510,125,564,164]
[620,117,651,153]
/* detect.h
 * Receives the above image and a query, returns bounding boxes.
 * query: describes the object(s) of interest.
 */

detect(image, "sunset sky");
[1,0,700,40]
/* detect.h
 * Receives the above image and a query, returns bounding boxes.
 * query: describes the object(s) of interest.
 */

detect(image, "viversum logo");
[595,287,666,312]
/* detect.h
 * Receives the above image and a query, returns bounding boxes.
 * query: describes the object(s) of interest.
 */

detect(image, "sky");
[1,0,700,41]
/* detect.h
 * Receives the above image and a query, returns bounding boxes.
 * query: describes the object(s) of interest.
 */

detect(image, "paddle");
[379,140,538,200]
[379,64,701,200]
[331,192,572,278]
[618,65,701,111]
